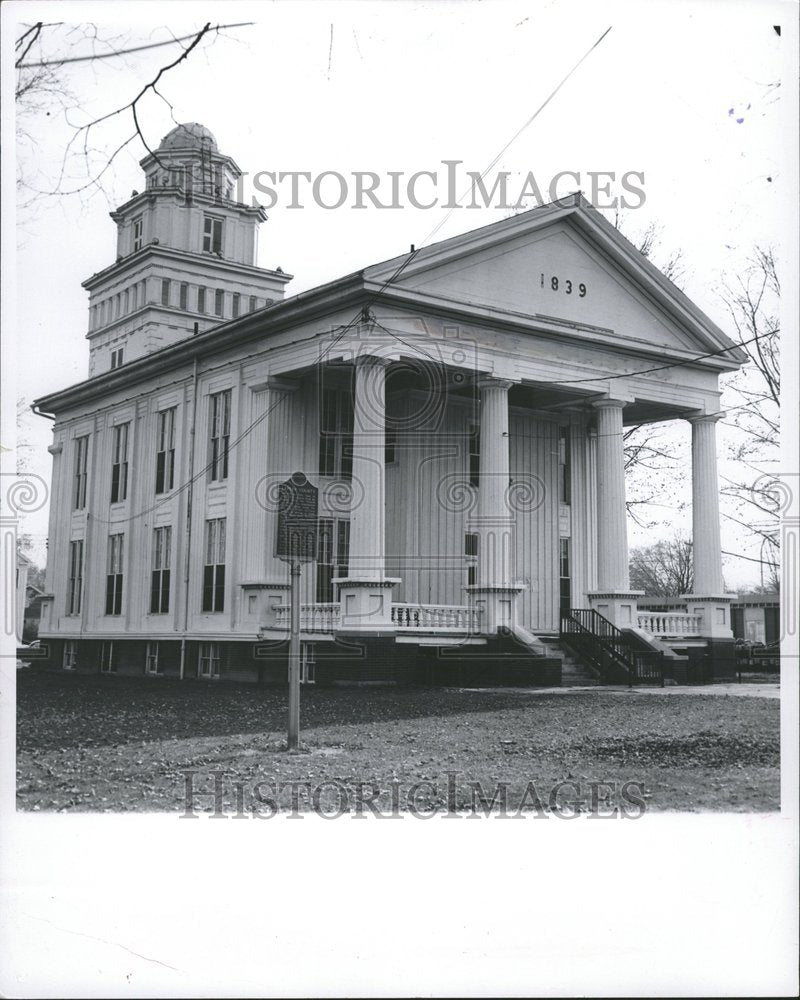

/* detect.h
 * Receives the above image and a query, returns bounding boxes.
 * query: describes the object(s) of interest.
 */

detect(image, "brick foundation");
[32,633,562,688]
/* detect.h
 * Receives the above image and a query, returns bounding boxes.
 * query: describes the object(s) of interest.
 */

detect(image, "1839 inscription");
[540,273,587,297]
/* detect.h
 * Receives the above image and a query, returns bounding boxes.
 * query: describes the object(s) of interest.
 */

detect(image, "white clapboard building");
[33,124,746,686]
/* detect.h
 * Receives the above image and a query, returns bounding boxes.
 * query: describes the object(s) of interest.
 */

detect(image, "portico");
[264,345,734,658]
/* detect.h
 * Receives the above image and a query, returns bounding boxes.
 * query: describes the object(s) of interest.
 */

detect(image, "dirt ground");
[16,672,780,814]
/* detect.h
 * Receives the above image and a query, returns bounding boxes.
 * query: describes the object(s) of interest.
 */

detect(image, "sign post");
[275,472,318,750]
[288,560,301,749]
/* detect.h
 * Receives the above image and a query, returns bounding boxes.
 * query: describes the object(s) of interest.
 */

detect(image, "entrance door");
[559,538,572,617]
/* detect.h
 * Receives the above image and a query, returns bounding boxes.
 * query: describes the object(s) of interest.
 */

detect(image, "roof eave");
[33,272,368,414]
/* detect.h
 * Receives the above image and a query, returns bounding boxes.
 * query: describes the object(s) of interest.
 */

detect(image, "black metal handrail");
[560,609,664,686]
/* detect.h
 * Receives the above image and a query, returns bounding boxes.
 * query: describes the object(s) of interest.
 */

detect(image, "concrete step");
[533,637,600,686]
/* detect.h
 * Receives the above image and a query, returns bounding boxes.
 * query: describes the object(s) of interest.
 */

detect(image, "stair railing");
[560,609,664,686]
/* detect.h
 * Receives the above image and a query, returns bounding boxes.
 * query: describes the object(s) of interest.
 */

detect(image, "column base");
[680,594,736,639]
[466,585,526,634]
[334,578,400,631]
[588,591,644,629]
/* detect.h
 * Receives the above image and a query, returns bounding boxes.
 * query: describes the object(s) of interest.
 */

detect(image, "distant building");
[731,594,780,644]
[33,124,747,684]
[23,584,45,643]
[15,550,31,643]
[640,594,781,645]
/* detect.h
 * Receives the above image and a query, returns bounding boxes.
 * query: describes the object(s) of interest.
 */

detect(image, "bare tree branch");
[17,22,254,67]
[719,246,781,564]
[15,21,253,205]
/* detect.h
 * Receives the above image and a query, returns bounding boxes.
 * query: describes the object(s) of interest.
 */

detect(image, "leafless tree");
[609,211,687,526]
[622,423,683,528]
[612,210,687,289]
[15,20,252,209]
[629,534,693,597]
[719,246,780,581]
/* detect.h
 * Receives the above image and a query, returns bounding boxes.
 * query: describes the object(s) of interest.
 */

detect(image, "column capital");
[591,397,627,412]
[686,410,725,425]
[353,354,391,369]
[476,377,515,392]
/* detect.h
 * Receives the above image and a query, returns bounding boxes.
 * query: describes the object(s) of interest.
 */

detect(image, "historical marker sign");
[276,472,319,562]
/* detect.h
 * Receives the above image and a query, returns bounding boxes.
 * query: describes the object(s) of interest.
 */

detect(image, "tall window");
[558,427,571,504]
[106,534,124,615]
[150,526,172,614]
[203,518,226,612]
[214,289,224,317]
[465,532,479,588]
[100,641,114,673]
[161,279,171,306]
[155,407,176,493]
[179,283,188,310]
[232,292,240,318]
[249,295,257,312]
[73,436,88,509]
[559,538,571,617]
[67,540,83,615]
[132,216,143,251]
[63,641,78,671]
[209,390,231,481]
[316,518,349,603]
[110,348,124,370]
[203,216,223,253]
[318,387,354,478]
[198,642,221,679]
[145,641,161,675]
[110,422,129,503]
[197,287,206,313]
[468,424,480,488]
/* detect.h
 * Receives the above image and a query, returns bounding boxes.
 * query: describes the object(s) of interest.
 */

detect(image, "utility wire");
[422,25,613,246]
[371,319,768,387]
[557,330,770,384]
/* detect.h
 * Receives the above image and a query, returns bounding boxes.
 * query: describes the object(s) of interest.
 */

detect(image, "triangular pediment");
[366,196,745,366]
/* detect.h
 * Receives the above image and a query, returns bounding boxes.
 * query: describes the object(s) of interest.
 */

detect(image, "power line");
[372,321,769,390]
[557,330,771,384]
[422,25,614,246]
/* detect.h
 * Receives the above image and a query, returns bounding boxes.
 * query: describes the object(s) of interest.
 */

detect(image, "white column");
[586,426,598,593]
[594,399,629,591]
[588,399,641,627]
[467,378,524,633]
[349,356,387,580]
[336,357,398,629]
[690,413,725,595]
[684,412,733,641]
[477,378,513,588]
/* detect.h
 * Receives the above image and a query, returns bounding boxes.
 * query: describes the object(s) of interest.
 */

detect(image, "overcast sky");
[4,0,791,587]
